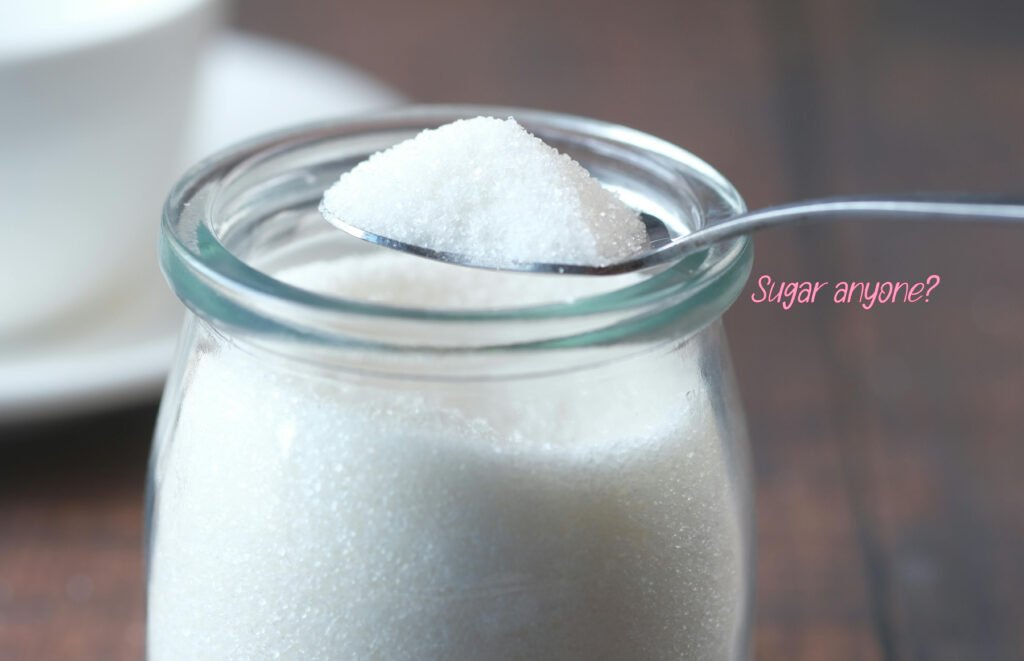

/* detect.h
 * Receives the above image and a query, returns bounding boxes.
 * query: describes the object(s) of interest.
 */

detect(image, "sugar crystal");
[320,117,647,267]
[146,257,747,659]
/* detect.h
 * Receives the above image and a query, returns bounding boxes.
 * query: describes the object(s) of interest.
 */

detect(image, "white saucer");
[0,31,403,426]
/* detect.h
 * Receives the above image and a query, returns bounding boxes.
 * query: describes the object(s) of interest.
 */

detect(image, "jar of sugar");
[147,107,755,661]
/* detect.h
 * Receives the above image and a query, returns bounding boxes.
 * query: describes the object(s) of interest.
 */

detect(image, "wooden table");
[2,1,1022,658]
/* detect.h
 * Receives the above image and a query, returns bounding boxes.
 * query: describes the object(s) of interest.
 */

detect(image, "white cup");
[0,0,220,338]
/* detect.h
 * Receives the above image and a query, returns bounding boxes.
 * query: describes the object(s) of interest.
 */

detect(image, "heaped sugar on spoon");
[319,116,651,271]
[321,116,1024,275]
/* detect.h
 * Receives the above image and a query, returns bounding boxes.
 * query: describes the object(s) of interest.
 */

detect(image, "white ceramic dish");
[0,0,219,337]
[0,31,403,426]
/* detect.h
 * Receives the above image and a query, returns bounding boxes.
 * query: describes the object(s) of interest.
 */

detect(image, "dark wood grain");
[795,2,1024,659]
[0,406,153,660]
[2,1,1022,659]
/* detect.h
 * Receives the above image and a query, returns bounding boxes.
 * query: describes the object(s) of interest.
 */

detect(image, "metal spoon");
[326,194,1024,276]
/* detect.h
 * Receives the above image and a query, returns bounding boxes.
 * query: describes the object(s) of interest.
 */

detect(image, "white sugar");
[320,117,648,268]
[146,258,748,660]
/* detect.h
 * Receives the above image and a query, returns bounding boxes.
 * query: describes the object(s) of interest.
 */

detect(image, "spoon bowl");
[325,194,1024,276]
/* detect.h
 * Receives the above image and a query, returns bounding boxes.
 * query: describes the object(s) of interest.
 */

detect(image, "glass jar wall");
[146,106,755,660]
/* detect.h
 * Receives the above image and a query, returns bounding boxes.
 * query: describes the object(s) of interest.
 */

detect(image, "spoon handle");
[677,194,1024,256]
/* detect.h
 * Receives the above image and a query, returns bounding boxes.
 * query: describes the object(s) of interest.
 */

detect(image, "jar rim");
[160,105,752,350]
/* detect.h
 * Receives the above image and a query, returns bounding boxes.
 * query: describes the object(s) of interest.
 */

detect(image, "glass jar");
[146,106,755,660]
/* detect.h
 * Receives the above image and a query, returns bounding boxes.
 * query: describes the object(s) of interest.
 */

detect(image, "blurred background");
[2,0,1023,659]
